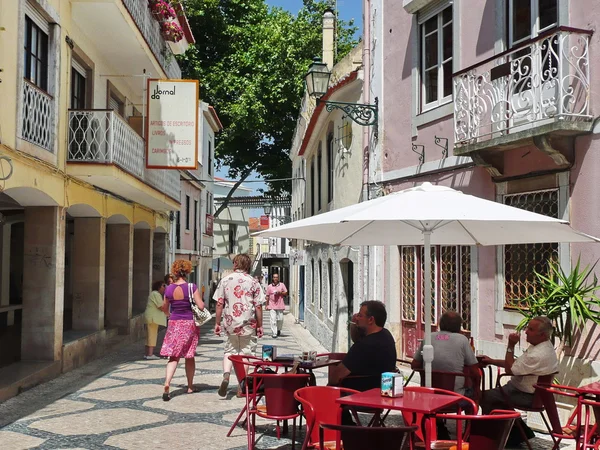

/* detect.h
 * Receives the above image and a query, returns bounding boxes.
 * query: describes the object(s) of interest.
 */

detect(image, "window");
[311,259,315,304]
[508,0,557,48]
[193,200,198,251]
[310,160,315,216]
[318,259,323,310]
[185,195,191,230]
[327,132,334,203]
[401,245,471,331]
[317,145,322,211]
[176,211,181,249]
[420,5,453,110]
[24,16,49,91]
[228,224,238,254]
[504,189,558,309]
[71,61,87,109]
[328,259,333,318]
[208,140,213,176]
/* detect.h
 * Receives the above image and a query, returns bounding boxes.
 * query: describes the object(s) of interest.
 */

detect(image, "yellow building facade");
[0,0,192,400]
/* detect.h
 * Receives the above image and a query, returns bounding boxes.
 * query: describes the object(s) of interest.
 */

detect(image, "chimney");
[322,8,335,70]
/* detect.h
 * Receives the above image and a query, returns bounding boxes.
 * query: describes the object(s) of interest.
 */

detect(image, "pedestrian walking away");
[265,273,287,338]
[143,280,168,360]
[213,253,265,397]
[160,259,207,401]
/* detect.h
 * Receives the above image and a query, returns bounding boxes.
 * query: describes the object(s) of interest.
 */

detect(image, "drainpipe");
[362,0,372,304]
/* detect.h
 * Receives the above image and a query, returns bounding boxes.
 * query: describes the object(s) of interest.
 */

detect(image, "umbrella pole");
[423,231,434,388]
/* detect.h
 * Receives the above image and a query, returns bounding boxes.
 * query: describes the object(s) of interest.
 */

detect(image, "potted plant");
[516,257,600,347]
[161,20,184,43]
[148,0,176,22]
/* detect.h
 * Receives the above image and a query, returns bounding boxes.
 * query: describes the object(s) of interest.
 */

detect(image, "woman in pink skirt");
[160,259,206,401]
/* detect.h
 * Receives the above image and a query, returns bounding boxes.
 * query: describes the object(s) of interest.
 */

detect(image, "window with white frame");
[419,3,453,111]
[508,0,557,49]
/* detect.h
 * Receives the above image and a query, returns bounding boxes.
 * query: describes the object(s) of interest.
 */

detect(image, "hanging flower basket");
[148,0,176,22]
[161,20,184,43]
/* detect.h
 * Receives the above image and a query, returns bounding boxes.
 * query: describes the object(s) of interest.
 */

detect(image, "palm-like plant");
[516,258,600,346]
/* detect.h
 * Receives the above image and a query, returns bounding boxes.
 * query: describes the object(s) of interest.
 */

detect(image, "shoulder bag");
[188,283,212,327]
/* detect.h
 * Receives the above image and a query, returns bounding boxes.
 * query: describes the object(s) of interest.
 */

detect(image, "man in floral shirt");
[213,253,265,397]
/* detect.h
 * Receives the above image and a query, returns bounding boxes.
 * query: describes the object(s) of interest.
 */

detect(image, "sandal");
[187,387,200,394]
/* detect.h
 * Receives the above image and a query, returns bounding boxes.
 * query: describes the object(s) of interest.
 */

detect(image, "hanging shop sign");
[146,79,199,169]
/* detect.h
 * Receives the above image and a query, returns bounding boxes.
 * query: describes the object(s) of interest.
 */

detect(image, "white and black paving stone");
[0,314,575,449]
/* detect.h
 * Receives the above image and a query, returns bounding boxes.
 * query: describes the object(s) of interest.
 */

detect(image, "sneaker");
[272,335,277,338]
[218,375,229,397]
[144,355,160,360]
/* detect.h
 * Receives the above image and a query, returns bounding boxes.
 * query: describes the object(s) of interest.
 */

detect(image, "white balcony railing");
[121,0,181,79]
[21,80,55,152]
[454,27,592,146]
[68,110,180,201]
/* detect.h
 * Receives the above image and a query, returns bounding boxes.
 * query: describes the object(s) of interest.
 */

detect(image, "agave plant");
[516,258,600,346]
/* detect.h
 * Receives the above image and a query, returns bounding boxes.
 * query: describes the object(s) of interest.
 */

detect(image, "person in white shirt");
[479,316,559,446]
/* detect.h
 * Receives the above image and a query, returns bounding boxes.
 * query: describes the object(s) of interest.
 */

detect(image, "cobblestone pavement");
[0,314,575,449]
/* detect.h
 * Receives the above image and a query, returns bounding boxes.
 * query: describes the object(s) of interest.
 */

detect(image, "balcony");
[20,80,55,152]
[453,27,593,169]
[71,0,181,80]
[121,0,181,79]
[67,110,180,211]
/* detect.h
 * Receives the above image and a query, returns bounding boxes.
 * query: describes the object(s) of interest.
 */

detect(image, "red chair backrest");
[535,383,566,435]
[294,386,360,446]
[257,373,310,417]
[531,373,555,409]
[228,354,261,388]
[438,410,520,450]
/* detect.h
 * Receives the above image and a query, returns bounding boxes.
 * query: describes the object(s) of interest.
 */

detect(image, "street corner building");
[0,0,211,401]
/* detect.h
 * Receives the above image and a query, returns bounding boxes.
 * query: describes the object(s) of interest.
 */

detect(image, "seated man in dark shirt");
[329,300,397,391]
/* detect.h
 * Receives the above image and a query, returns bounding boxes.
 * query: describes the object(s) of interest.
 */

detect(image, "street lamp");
[304,57,378,136]
[263,201,273,217]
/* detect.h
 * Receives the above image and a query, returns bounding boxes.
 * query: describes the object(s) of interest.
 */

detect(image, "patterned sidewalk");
[0,314,575,449]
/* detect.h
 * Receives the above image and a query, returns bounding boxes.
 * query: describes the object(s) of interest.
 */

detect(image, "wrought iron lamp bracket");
[412,144,425,164]
[318,97,378,138]
[434,136,448,159]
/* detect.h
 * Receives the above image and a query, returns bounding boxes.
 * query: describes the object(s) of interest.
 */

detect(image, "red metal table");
[336,387,462,450]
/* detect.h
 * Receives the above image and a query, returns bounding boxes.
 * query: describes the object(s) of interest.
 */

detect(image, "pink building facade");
[375,0,600,383]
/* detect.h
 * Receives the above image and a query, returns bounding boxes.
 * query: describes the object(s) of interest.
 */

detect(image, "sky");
[217,0,363,216]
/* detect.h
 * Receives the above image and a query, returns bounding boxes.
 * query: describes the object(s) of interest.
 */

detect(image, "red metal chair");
[246,372,311,450]
[533,383,583,450]
[495,372,558,450]
[226,354,283,437]
[429,409,521,450]
[319,423,418,450]
[294,385,360,450]
[416,369,481,411]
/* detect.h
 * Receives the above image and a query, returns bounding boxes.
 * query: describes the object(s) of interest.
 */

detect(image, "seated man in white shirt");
[479,316,559,447]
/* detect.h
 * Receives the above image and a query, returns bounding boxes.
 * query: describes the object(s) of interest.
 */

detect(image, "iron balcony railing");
[454,27,592,146]
[121,0,181,79]
[68,110,180,201]
[21,80,55,152]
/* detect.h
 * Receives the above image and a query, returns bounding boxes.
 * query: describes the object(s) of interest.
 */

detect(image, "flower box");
[161,20,184,43]
[148,0,176,22]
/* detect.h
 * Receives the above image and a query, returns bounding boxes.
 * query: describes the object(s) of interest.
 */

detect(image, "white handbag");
[188,283,211,327]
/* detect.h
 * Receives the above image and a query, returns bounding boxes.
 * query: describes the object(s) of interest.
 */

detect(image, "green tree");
[177,0,358,216]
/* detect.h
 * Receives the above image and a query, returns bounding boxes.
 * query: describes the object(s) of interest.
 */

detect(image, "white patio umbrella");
[254,182,600,387]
